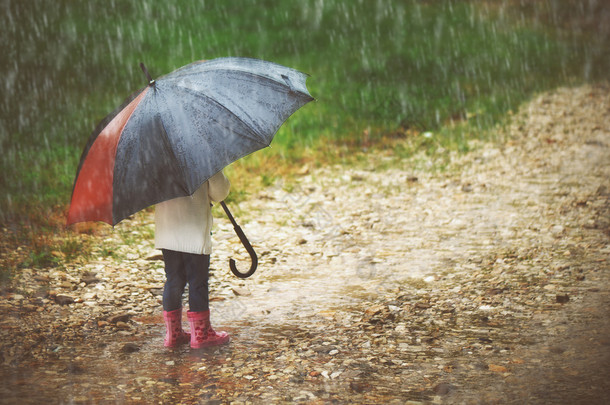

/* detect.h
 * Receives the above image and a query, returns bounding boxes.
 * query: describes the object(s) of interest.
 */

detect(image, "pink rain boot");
[187,310,230,349]
[163,308,190,347]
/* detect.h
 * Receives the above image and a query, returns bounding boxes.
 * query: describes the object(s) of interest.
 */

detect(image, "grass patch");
[1,0,608,275]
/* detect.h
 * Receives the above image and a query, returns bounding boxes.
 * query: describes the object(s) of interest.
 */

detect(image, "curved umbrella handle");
[220,201,258,278]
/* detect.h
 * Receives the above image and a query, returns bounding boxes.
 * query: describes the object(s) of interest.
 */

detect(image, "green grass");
[0,0,608,269]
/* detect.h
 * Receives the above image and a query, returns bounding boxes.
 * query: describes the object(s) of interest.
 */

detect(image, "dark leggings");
[161,249,210,312]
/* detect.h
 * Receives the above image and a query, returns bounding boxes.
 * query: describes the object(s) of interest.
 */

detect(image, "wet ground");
[1,83,609,404]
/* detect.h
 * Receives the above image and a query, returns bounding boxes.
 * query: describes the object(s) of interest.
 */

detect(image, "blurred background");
[0,0,608,250]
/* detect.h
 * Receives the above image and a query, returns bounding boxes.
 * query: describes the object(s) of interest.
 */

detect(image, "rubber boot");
[187,310,230,349]
[163,308,190,347]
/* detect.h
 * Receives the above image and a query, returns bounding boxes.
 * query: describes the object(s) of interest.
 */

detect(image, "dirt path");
[1,83,609,404]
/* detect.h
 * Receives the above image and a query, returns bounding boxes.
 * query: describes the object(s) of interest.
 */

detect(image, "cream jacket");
[154,171,230,255]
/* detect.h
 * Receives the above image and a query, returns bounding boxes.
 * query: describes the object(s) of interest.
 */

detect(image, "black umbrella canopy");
[68,57,314,226]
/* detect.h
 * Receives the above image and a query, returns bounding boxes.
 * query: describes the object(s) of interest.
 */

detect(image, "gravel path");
[1,83,609,404]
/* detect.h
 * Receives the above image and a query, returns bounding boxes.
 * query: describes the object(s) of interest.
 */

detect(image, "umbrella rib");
[177,86,271,148]
[154,95,191,196]
[174,67,312,101]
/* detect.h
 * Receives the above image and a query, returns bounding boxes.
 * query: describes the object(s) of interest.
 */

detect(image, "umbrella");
[67,57,314,277]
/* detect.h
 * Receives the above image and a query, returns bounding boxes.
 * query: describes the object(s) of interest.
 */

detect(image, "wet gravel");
[1,83,609,404]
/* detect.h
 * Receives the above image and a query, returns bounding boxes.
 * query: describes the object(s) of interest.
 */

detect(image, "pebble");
[54,295,75,306]
[556,294,570,304]
[121,343,140,353]
[108,313,132,323]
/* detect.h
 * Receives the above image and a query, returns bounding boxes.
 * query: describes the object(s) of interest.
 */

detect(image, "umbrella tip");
[139,62,155,86]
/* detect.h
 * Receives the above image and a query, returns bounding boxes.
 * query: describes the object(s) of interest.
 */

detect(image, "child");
[155,171,231,348]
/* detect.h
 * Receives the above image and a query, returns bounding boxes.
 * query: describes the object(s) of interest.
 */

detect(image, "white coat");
[154,171,230,255]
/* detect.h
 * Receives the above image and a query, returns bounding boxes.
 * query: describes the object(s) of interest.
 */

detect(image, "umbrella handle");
[220,201,258,279]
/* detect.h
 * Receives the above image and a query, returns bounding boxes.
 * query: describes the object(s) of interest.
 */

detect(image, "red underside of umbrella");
[67,88,149,225]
